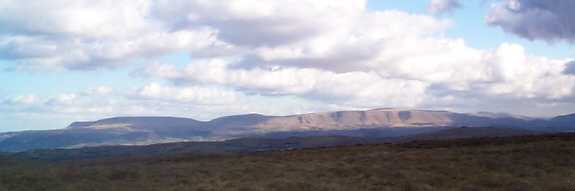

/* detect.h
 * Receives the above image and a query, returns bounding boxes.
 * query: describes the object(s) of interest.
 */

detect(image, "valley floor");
[1,134,575,191]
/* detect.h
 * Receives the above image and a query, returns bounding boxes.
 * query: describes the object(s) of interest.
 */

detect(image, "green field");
[1,134,574,191]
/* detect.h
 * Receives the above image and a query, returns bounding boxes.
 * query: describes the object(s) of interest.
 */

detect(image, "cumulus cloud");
[0,0,365,70]
[487,0,575,43]
[151,0,365,47]
[1,0,575,128]
[0,0,231,70]
[142,59,429,108]
[250,11,452,72]
[428,0,462,14]
[131,0,575,117]
[481,44,575,99]
[0,28,224,70]
[133,83,241,105]
[0,0,154,38]
[143,41,575,110]
[141,7,573,116]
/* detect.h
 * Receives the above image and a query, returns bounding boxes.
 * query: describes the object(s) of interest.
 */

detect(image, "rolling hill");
[0,108,573,152]
[7,127,542,162]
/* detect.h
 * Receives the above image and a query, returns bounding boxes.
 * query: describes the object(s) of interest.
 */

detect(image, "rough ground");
[1,134,574,191]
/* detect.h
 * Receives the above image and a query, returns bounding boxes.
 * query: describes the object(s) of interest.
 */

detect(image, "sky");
[0,0,574,132]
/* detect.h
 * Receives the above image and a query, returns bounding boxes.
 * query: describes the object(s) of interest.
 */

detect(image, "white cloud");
[1,0,575,128]
[0,0,231,70]
[481,44,575,99]
[47,94,79,106]
[0,29,224,70]
[8,95,38,105]
[87,86,113,96]
[0,0,366,70]
[252,11,452,72]
[428,0,462,14]
[152,0,366,47]
[139,5,575,116]
[0,0,154,38]
[0,84,345,131]
[134,83,241,105]
[142,59,429,108]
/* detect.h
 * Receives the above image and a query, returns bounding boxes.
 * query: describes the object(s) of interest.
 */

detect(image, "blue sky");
[0,0,574,132]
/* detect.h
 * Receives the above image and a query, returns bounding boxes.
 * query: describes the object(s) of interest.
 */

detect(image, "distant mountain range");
[1,108,574,152]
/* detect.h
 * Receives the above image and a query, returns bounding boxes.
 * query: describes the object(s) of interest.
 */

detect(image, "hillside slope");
[0,108,571,152]
[1,133,574,191]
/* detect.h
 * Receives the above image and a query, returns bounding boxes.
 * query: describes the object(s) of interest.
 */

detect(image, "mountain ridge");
[1,108,574,152]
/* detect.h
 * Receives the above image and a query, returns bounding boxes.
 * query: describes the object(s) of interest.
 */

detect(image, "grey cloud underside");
[487,0,575,43]
[0,0,364,70]
[564,61,575,75]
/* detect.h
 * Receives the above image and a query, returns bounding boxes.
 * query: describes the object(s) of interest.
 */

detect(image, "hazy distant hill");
[401,127,539,141]
[548,114,575,132]
[0,108,573,152]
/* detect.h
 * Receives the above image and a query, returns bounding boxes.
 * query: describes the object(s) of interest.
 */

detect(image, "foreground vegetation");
[0,134,574,191]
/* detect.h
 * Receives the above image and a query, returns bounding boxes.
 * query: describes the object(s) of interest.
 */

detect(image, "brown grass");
[1,134,574,191]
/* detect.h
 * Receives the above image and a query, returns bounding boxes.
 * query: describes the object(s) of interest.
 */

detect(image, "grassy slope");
[1,134,574,191]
